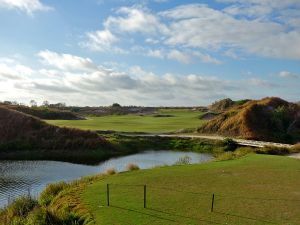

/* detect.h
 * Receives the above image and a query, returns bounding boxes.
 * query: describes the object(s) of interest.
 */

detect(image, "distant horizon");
[1,96,299,108]
[0,0,299,106]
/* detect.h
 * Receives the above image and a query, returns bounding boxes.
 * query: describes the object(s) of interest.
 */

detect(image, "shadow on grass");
[214,211,277,224]
[110,205,177,223]
[148,207,225,225]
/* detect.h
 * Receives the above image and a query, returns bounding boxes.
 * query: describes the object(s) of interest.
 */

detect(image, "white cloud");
[0,0,52,15]
[104,6,168,34]
[37,50,97,72]
[166,49,192,64]
[145,48,222,64]
[82,29,119,52]
[193,52,222,65]
[248,78,276,87]
[278,71,299,79]
[147,49,164,59]
[0,63,32,80]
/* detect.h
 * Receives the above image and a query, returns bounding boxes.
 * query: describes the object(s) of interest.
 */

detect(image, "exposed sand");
[289,153,300,159]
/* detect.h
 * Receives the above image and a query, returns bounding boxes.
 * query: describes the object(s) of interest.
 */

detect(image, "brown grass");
[198,97,300,143]
[126,163,140,171]
[0,106,112,151]
[105,168,117,175]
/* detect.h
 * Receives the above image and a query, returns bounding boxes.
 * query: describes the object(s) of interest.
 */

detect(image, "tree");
[111,103,121,107]
[42,100,49,107]
[30,100,37,107]
[3,101,12,105]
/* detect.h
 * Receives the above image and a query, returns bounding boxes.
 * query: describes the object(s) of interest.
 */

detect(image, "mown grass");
[82,154,300,225]
[46,109,205,133]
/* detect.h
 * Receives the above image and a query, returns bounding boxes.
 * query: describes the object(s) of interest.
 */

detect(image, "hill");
[0,107,113,159]
[0,104,82,120]
[209,98,250,112]
[198,97,300,143]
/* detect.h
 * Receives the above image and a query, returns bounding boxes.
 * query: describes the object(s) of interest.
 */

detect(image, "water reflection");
[0,150,213,208]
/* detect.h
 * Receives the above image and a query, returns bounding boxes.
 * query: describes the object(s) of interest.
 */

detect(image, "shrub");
[126,163,140,171]
[175,155,192,165]
[105,168,117,175]
[39,182,69,206]
[222,138,238,151]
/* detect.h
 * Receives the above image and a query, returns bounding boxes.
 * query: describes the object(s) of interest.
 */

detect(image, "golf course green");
[82,154,300,225]
[46,109,205,133]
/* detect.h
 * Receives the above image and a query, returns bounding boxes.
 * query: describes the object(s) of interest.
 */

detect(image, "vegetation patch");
[0,176,99,225]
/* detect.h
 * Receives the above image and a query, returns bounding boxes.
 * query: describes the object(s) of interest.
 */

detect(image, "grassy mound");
[0,106,112,154]
[209,98,251,112]
[1,104,82,120]
[198,97,300,143]
[209,98,235,112]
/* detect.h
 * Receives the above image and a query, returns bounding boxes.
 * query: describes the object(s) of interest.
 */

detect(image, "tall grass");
[126,163,140,171]
[0,174,102,225]
[39,182,69,206]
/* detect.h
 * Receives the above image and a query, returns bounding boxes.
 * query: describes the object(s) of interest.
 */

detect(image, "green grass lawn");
[82,155,300,225]
[46,109,205,133]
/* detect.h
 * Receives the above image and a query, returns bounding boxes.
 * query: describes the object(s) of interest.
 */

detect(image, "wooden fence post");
[144,185,147,208]
[107,184,110,206]
[211,194,215,212]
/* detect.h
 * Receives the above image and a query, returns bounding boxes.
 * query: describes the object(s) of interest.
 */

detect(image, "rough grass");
[105,168,117,175]
[46,109,205,133]
[0,176,100,225]
[126,163,140,171]
[82,154,300,225]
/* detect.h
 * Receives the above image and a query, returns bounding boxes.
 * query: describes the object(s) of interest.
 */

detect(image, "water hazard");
[0,150,213,208]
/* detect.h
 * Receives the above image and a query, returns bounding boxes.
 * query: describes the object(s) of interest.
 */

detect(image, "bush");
[126,163,140,171]
[222,138,238,151]
[39,182,69,206]
[175,155,192,165]
[105,168,117,175]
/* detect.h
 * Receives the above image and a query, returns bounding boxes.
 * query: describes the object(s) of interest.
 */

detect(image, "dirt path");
[289,153,300,159]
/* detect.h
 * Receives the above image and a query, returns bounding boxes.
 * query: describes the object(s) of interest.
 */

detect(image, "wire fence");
[104,183,300,224]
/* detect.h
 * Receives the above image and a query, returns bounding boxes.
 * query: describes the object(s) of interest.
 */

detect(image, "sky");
[0,0,299,106]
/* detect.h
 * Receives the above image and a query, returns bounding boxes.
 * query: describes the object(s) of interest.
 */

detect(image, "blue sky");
[0,0,299,106]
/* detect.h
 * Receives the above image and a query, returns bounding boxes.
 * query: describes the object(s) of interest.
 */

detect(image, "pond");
[0,150,213,208]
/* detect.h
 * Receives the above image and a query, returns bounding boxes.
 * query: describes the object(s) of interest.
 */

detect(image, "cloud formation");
[0,0,52,15]
[0,51,291,106]
[278,71,299,79]
[37,50,97,72]
[82,3,300,61]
